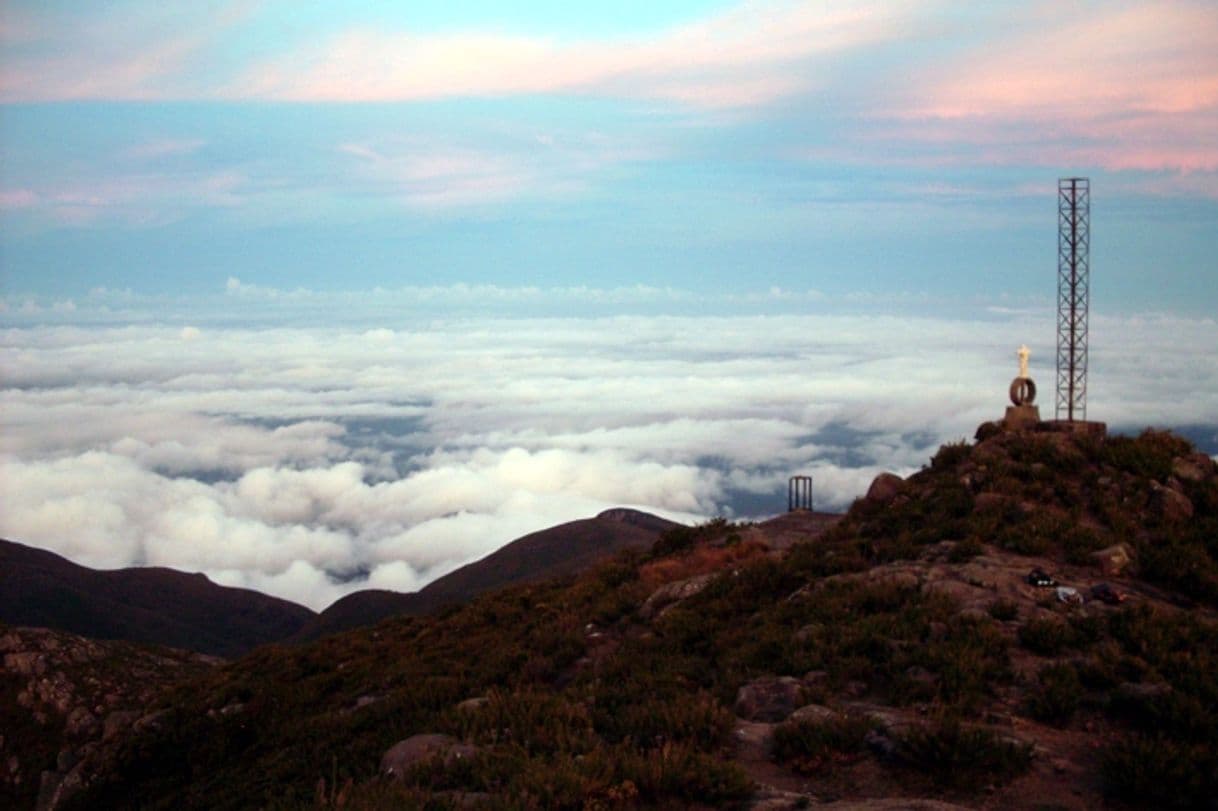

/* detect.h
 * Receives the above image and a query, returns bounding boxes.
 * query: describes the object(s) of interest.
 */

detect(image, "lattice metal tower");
[1056,178,1090,421]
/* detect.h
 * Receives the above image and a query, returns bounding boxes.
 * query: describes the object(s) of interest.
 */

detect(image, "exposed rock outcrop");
[381,734,479,779]
[865,472,905,505]
[0,626,215,811]
[734,676,804,723]
[639,572,717,620]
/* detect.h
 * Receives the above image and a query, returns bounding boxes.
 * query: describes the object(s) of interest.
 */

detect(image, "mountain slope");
[1,623,217,810]
[294,508,680,641]
[24,425,1218,811]
[0,540,315,658]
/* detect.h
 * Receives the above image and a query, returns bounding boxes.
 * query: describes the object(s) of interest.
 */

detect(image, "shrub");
[948,537,984,563]
[1018,617,1075,656]
[1061,524,1106,565]
[895,718,1032,789]
[987,599,1019,622]
[917,615,1011,708]
[930,440,972,471]
[771,714,875,775]
[649,518,730,558]
[1101,734,1217,810]
[1103,430,1191,481]
[1025,663,1082,724]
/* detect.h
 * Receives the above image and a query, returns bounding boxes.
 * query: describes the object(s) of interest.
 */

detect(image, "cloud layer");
[3,306,1216,610]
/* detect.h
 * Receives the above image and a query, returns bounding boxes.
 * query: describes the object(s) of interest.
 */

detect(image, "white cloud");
[2,308,1215,610]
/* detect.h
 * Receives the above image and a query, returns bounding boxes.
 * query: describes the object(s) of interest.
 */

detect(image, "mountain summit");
[4,425,1216,811]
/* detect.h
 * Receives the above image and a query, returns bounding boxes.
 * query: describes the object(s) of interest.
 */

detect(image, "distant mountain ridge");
[0,507,682,654]
[0,539,316,658]
[292,507,680,641]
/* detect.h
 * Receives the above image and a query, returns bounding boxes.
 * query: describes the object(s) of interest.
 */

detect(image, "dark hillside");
[0,540,315,658]
[294,508,679,641]
[17,426,1218,810]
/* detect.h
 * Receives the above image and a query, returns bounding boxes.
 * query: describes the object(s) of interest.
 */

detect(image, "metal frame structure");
[788,475,813,512]
[1056,177,1090,421]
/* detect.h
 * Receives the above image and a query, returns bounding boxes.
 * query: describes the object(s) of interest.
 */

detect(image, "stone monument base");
[1043,419,1107,438]
[1003,404,1041,430]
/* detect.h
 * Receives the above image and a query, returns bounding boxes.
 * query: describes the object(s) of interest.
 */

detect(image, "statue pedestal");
[1004,404,1041,430]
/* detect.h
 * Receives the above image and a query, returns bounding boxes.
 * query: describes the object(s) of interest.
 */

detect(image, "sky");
[1,1,1216,610]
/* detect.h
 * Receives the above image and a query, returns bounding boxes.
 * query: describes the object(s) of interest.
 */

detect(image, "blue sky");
[2,2,1217,608]
[2,0,1216,314]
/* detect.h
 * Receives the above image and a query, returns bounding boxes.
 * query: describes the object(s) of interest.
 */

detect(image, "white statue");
[1017,344,1030,379]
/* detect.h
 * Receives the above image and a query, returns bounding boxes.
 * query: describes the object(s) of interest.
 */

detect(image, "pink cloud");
[0,189,39,208]
[229,1,921,108]
[883,2,1218,173]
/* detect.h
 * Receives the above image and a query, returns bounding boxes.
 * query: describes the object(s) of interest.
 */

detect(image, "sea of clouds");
[2,290,1216,611]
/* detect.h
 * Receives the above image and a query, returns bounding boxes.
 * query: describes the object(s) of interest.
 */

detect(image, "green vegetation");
[51,426,1218,809]
[772,713,874,775]
[895,718,1033,789]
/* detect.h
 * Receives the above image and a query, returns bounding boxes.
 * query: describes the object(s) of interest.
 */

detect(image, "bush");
[1025,663,1082,724]
[1018,618,1076,656]
[987,599,1019,622]
[771,714,874,775]
[649,518,730,558]
[1101,734,1218,810]
[896,718,1032,789]
[948,537,985,563]
[930,440,972,471]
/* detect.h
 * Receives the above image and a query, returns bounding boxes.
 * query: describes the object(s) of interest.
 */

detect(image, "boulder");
[102,710,140,742]
[734,676,803,722]
[1152,483,1194,523]
[865,473,904,505]
[733,719,776,761]
[380,734,479,779]
[973,492,1007,513]
[789,703,839,725]
[1090,543,1134,577]
[1172,453,1215,483]
[455,696,488,712]
[639,573,716,620]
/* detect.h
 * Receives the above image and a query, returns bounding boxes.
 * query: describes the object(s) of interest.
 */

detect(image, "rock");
[817,801,975,810]
[639,572,717,620]
[734,676,803,722]
[381,734,479,779]
[353,686,380,706]
[455,696,489,712]
[903,666,938,692]
[1172,453,1215,483]
[1090,543,1134,576]
[733,720,776,760]
[55,750,79,773]
[1116,681,1173,703]
[865,728,899,761]
[789,703,839,725]
[865,472,904,505]
[64,707,97,738]
[922,578,989,612]
[748,787,815,810]
[102,711,140,742]
[802,670,830,687]
[842,680,869,699]
[1152,483,1194,523]
[973,492,1007,513]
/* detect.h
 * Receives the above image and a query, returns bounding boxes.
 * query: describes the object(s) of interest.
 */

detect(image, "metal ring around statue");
[1009,377,1036,406]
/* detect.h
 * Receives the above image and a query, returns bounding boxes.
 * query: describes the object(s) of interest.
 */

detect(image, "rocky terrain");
[0,625,216,810]
[2,424,1216,810]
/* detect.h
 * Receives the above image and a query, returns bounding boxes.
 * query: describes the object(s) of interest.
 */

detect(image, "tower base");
[1003,404,1041,430]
